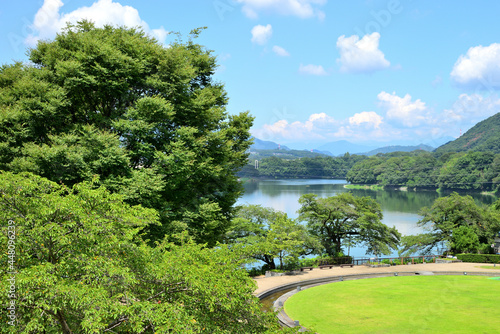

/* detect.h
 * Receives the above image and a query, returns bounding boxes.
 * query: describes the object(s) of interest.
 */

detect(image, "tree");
[0,172,285,333]
[412,192,499,254]
[451,225,480,254]
[0,21,253,245]
[298,193,400,257]
[227,205,318,270]
[438,152,495,191]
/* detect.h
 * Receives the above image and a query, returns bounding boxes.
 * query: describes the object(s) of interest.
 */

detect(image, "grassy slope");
[285,276,500,333]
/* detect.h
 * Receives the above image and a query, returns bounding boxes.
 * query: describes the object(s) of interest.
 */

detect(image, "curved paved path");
[253,262,499,296]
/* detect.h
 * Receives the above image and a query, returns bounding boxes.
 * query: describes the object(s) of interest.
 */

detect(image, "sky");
[1,0,500,149]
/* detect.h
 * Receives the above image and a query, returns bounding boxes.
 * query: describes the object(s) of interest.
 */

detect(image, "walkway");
[253,262,499,296]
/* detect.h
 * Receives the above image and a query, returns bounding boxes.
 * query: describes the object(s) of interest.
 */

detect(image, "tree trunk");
[264,254,276,269]
[56,310,74,334]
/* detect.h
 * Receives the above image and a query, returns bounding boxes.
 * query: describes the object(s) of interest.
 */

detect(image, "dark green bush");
[318,256,353,266]
[299,258,318,267]
[456,254,500,263]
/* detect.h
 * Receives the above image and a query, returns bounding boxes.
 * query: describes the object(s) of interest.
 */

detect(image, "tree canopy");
[0,172,284,333]
[345,151,500,193]
[226,205,318,270]
[0,21,253,245]
[298,193,400,257]
[400,192,500,255]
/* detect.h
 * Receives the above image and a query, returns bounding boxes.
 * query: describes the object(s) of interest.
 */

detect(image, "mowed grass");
[284,276,500,333]
[477,265,500,270]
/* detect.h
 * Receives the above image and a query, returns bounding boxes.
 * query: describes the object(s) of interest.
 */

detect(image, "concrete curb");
[258,271,499,330]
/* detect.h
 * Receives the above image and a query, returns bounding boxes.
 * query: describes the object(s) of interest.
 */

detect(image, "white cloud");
[451,43,500,89]
[442,93,500,125]
[252,111,402,144]
[252,92,500,146]
[26,0,168,45]
[272,45,290,57]
[349,111,383,128]
[377,91,428,127]
[253,113,337,141]
[251,24,272,45]
[298,63,328,76]
[236,0,326,20]
[336,33,391,74]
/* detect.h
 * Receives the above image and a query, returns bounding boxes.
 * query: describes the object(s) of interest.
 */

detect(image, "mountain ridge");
[435,112,500,153]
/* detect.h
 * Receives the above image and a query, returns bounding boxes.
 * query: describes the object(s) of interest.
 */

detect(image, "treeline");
[346,151,500,192]
[239,150,500,192]
[238,153,366,179]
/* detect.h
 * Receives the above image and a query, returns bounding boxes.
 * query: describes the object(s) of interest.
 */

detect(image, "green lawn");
[284,276,500,333]
[477,265,500,270]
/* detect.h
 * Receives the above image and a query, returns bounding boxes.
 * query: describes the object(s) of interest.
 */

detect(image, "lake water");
[236,179,497,258]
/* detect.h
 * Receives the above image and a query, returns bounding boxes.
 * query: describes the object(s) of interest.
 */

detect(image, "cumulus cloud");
[252,92,500,146]
[252,111,401,144]
[253,113,337,141]
[349,111,383,128]
[451,43,500,89]
[272,45,290,57]
[251,24,272,45]
[377,91,428,127]
[236,0,326,20]
[25,0,168,46]
[298,63,328,76]
[442,93,500,125]
[336,33,391,74]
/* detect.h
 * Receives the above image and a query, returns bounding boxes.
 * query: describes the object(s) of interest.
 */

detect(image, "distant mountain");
[363,144,434,156]
[424,136,456,148]
[317,140,376,156]
[248,149,327,160]
[436,112,500,153]
[250,137,289,151]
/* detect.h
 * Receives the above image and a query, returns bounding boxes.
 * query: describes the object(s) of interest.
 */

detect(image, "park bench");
[300,266,313,271]
[319,264,334,269]
[340,263,354,268]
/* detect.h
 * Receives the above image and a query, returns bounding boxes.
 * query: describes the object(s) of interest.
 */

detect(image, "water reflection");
[236,179,497,257]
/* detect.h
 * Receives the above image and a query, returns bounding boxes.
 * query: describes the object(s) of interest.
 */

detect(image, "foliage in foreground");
[0,172,287,333]
[0,21,254,246]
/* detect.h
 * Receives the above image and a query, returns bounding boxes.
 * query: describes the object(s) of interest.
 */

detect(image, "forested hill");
[363,144,434,156]
[436,112,500,153]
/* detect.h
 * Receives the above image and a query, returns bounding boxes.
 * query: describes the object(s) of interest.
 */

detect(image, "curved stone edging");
[258,271,499,330]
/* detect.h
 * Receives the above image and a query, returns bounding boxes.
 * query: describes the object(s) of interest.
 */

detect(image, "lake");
[236,179,497,258]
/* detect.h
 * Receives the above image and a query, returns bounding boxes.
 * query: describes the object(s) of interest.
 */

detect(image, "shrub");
[456,254,500,263]
[299,257,318,267]
[318,256,353,266]
[247,266,266,277]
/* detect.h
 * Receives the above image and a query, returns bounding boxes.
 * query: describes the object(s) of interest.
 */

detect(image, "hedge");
[456,254,500,263]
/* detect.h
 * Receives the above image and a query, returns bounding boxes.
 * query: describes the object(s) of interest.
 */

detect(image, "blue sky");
[2,1,500,149]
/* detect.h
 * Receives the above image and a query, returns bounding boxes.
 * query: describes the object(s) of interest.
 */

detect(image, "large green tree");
[227,205,318,270]
[0,21,253,245]
[298,193,400,257]
[0,172,284,333]
[403,192,500,254]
